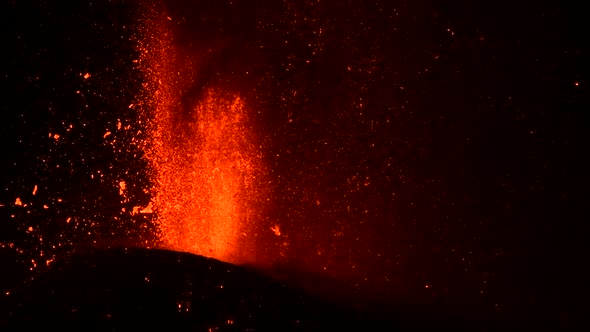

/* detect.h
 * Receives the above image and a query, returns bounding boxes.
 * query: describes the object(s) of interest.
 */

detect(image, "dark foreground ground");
[0,247,489,332]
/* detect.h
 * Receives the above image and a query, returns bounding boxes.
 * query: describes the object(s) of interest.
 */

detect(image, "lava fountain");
[135,6,267,264]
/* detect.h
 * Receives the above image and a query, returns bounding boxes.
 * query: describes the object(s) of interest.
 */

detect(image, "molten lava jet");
[151,92,265,264]
[135,8,266,264]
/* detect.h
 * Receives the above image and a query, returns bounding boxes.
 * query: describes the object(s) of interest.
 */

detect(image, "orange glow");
[136,7,267,264]
[149,92,264,263]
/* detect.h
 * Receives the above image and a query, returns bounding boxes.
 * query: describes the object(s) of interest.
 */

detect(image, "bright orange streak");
[136,7,266,264]
[153,93,261,263]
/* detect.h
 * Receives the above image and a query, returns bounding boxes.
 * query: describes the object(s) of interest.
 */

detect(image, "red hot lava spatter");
[135,7,268,264]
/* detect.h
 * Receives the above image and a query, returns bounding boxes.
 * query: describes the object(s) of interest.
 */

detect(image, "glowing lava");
[136,7,266,264]
[152,92,264,263]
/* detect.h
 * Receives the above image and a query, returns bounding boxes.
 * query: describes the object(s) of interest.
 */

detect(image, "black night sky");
[0,0,588,330]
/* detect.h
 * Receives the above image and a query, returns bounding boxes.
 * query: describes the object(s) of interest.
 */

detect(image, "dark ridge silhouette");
[0,247,472,331]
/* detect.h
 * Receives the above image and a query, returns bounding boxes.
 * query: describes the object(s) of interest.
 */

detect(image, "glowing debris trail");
[136,8,266,264]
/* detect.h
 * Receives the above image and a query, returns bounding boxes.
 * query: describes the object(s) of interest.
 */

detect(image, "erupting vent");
[135,7,266,264]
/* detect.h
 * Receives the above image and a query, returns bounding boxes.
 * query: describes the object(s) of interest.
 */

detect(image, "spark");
[271,225,281,236]
[140,202,153,214]
[119,181,126,196]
